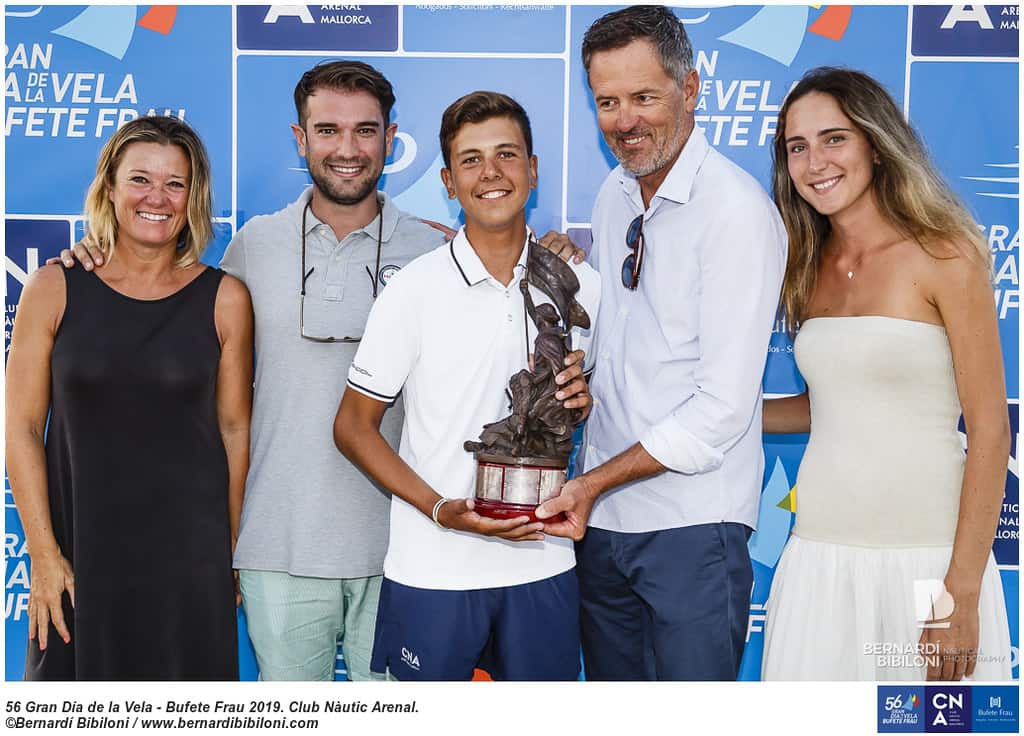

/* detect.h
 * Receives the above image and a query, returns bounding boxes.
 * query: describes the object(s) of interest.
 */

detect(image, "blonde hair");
[772,67,989,329]
[83,115,213,269]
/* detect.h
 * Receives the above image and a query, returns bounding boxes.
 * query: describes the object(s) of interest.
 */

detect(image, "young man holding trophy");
[334,91,600,681]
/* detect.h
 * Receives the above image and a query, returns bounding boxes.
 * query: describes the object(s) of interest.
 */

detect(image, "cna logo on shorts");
[912,5,1019,57]
[236,5,398,51]
[400,646,420,672]
[877,686,924,733]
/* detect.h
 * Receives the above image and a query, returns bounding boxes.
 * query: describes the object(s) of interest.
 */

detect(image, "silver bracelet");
[431,497,450,529]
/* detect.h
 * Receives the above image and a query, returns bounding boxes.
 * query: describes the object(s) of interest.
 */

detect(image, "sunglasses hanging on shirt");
[299,195,383,343]
[621,213,645,290]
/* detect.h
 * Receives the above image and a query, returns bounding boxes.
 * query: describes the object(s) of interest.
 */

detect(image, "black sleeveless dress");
[25,265,238,680]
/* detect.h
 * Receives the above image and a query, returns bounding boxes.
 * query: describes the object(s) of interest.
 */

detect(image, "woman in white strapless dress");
[760,68,1012,681]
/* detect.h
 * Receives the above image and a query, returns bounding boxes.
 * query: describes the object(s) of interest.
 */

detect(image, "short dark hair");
[439,91,533,169]
[293,60,396,127]
[582,5,693,83]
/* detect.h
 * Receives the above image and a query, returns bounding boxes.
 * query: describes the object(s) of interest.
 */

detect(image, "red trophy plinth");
[472,453,567,524]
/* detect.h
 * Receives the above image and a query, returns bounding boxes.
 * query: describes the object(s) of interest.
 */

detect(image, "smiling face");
[587,39,699,194]
[784,91,878,220]
[291,87,396,207]
[108,141,191,251]
[440,115,537,235]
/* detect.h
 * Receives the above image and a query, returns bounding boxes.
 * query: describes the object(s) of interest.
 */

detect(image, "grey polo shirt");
[224,186,446,578]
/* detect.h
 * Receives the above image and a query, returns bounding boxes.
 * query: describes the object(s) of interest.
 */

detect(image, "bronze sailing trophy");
[464,242,591,523]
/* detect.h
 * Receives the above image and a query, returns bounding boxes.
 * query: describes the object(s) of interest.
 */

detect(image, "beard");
[308,155,384,206]
[606,120,690,179]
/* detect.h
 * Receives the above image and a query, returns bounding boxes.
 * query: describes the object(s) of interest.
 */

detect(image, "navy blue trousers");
[575,522,753,681]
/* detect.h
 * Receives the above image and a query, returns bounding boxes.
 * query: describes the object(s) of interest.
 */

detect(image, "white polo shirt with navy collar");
[347,227,601,591]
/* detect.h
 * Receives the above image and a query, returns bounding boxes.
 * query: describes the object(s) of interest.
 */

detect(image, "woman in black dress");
[6,116,253,680]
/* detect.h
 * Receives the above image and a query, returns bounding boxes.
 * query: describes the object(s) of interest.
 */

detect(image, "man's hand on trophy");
[535,475,597,541]
[555,349,592,421]
[45,239,104,270]
[438,498,545,542]
[537,231,586,264]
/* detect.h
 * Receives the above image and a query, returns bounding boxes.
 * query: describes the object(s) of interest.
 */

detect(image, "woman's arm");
[5,264,74,650]
[763,392,810,434]
[213,275,254,558]
[925,247,1009,681]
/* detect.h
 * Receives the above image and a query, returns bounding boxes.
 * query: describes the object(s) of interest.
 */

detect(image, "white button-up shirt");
[582,128,787,533]
[347,228,601,589]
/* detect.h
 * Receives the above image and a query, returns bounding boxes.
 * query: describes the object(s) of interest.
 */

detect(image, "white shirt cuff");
[640,419,725,476]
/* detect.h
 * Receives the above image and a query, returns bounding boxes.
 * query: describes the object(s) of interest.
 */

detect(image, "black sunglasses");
[621,214,644,290]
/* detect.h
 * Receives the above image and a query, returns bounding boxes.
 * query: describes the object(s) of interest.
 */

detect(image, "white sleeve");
[346,270,420,403]
[639,200,787,474]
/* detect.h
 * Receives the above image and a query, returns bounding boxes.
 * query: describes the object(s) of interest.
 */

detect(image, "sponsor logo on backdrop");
[4,513,30,626]
[5,219,71,353]
[236,5,398,51]
[912,5,1019,57]
[995,404,1018,564]
[5,6,187,138]
[263,5,373,25]
[694,6,854,148]
[745,459,794,644]
[987,222,1019,322]
[878,687,925,733]
[970,148,1019,323]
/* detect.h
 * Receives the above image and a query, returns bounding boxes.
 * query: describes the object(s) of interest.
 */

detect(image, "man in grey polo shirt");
[222,61,447,681]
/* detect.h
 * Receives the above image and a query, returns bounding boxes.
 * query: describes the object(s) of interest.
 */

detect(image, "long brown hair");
[772,67,989,328]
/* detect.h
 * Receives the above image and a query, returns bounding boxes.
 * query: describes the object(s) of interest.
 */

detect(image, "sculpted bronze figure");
[465,241,591,523]
[465,242,590,461]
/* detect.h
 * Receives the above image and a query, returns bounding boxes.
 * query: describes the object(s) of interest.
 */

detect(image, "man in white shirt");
[537,5,787,681]
[335,91,600,680]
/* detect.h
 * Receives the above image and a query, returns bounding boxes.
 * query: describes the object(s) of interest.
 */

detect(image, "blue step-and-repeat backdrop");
[4,4,1019,682]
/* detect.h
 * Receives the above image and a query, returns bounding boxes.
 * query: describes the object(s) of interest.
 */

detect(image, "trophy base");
[473,497,566,524]
[472,453,568,525]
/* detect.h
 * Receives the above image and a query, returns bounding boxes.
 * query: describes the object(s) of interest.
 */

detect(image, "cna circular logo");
[6,5,179,60]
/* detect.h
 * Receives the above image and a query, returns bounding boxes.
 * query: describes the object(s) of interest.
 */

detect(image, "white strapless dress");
[761,317,1012,681]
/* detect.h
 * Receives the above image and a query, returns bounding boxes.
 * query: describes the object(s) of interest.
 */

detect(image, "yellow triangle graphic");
[776,485,797,512]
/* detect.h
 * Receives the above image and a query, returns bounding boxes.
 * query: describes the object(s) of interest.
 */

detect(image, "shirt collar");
[449,226,530,287]
[291,185,400,242]
[617,126,711,207]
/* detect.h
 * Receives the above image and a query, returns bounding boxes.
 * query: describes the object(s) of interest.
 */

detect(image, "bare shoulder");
[214,272,253,311]
[19,264,67,320]
[23,262,66,297]
[921,238,991,292]
[213,273,254,342]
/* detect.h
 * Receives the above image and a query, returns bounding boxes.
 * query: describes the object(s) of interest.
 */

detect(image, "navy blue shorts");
[369,569,580,681]
[575,522,753,681]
